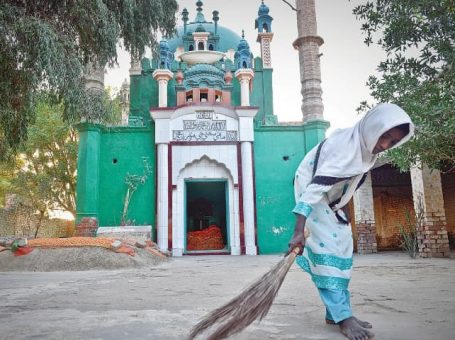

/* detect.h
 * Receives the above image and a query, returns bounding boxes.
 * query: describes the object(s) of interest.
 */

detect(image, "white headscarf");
[315,103,415,210]
[316,103,415,178]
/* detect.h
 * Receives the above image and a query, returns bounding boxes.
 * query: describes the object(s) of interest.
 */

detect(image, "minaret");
[119,79,130,125]
[84,62,105,93]
[293,0,324,122]
[234,31,254,106]
[255,1,274,69]
[153,40,174,108]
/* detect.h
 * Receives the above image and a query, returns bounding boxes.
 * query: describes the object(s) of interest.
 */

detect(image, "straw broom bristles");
[188,247,300,340]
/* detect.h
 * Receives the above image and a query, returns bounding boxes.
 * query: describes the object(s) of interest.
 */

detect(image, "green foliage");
[6,97,79,218]
[399,195,424,258]
[121,157,153,225]
[353,0,455,172]
[0,0,178,158]
[399,211,418,258]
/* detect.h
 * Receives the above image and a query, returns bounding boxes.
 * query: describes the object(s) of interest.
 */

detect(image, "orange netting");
[187,225,225,251]
[28,237,114,249]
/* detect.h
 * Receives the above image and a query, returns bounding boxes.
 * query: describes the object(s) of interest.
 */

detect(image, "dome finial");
[196,0,203,12]
[242,29,245,39]
[195,0,206,22]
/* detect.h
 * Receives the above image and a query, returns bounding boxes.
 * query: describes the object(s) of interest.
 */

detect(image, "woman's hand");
[286,214,307,256]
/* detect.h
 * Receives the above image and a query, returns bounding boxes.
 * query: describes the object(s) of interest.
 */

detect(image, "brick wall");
[373,186,414,250]
[371,165,414,250]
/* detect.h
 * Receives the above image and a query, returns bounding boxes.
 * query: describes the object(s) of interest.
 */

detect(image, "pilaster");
[353,173,377,254]
[410,164,450,257]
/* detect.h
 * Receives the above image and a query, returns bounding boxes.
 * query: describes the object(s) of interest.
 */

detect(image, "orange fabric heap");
[187,225,224,251]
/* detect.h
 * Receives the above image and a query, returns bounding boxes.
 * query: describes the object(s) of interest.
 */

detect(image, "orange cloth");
[187,225,224,251]
[13,246,34,256]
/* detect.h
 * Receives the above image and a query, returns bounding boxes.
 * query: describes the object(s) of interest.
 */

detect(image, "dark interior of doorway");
[186,181,227,253]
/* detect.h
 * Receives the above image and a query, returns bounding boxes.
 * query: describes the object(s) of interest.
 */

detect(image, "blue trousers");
[318,288,352,323]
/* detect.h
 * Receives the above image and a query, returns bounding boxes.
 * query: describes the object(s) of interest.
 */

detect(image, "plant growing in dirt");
[399,196,424,258]
[121,158,153,225]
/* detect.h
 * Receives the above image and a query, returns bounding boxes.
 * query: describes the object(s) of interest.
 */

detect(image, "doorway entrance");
[185,180,228,253]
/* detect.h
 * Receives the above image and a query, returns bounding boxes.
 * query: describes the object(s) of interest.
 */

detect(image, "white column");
[157,143,169,251]
[235,69,255,107]
[236,108,258,255]
[152,69,174,108]
[241,141,256,255]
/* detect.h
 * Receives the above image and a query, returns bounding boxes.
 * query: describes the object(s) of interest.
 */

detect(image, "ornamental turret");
[159,40,174,69]
[256,1,273,69]
[235,31,254,107]
[234,30,253,69]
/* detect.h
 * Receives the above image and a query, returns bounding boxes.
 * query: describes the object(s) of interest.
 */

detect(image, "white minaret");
[293,0,324,122]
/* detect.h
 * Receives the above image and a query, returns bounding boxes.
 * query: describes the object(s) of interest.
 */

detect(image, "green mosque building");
[76,1,329,255]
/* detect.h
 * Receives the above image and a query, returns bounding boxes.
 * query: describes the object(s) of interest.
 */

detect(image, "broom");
[188,247,301,340]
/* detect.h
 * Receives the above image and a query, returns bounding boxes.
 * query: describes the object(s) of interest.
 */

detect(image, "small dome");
[237,31,250,51]
[167,25,242,53]
[195,24,206,32]
[183,64,225,88]
[184,64,225,79]
[159,40,170,50]
[258,1,270,15]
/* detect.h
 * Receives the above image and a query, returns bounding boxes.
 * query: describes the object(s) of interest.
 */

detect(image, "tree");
[353,0,455,172]
[9,97,78,220]
[0,0,178,159]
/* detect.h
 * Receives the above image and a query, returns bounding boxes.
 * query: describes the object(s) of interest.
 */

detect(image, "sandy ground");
[0,251,454,340]
[0,247,167,271]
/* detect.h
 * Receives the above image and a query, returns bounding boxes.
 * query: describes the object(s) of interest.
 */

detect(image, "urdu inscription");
[172,110,238,142]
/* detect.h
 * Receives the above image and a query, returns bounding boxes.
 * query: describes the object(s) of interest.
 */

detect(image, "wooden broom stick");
[188,247,301,340]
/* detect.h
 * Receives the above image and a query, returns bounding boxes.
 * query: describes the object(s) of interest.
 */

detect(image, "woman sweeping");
[288,103,415,340]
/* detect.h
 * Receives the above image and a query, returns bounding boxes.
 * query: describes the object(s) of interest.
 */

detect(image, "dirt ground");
[0,247,167,272]
[0,250,454,340]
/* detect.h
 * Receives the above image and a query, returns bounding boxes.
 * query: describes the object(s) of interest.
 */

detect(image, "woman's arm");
[287,214,306,255]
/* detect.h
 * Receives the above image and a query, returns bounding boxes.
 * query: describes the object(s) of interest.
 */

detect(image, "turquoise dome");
[183,64,225,89]
[258,2,270,15]
[167,24,242,53]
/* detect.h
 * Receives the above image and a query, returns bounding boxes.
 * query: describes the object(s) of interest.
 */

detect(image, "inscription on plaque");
[173,110,238,142]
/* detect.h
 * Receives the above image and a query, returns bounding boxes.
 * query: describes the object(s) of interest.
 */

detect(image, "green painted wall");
[254,121,328,254]
[250,57,274,125]
[97,127,155,227]
[76,124,101,223]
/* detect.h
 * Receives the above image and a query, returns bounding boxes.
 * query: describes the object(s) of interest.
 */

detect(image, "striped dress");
[293,145,355,291]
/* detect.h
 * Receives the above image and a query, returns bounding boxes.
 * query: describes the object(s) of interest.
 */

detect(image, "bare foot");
[339,317,374,340]
[326,316,373,329]
[353,317,373,329]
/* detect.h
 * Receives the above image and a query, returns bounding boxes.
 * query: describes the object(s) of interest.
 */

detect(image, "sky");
[105,0,385,133]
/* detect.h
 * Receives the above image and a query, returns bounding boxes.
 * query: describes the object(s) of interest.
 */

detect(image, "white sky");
[105,0,385,133]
